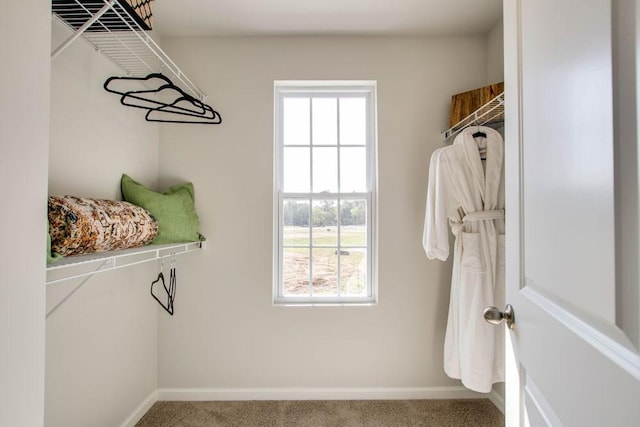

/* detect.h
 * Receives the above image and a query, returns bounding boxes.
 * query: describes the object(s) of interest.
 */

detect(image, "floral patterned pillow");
[48,196,158,256]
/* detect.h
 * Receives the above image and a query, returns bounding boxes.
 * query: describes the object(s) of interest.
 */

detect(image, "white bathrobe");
[423,126,505,393]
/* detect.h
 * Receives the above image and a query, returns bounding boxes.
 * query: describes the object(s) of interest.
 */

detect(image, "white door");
[503,0,640,425]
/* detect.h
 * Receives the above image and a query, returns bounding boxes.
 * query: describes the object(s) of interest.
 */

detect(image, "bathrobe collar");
[455,126,504,210]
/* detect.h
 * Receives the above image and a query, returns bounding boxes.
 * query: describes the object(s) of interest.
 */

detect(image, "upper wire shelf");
[441,92,505,142]
[51,0,206,101]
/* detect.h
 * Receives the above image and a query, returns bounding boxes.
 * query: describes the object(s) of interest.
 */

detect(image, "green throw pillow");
[121,174,202,244]
[47,221,63,264]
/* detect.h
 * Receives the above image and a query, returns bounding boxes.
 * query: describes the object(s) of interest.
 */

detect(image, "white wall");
[0,1,50,425]
[45,19,161,427]
[48,24,160,198]
[156,36,490,395]
[486,17,505,83]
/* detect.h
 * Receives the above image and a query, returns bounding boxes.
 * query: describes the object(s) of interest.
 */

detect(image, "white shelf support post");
[46,259,111,318]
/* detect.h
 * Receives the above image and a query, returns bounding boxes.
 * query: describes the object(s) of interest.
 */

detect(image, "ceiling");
[152,0,503,37]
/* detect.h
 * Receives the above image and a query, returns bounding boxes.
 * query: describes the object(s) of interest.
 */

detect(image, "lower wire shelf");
[46,241,204,285]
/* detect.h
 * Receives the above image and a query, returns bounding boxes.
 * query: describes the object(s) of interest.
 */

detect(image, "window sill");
[273,296,377,307]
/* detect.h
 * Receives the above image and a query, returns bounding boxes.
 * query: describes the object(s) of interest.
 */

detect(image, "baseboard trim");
[157,386,488,401]
[120,389,158,427]
[488,389,505,413]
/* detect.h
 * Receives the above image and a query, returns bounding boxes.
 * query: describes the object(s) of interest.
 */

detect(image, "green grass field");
[283,225,366,246]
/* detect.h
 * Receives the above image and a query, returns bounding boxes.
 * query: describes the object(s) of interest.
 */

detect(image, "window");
[273,81,377,304]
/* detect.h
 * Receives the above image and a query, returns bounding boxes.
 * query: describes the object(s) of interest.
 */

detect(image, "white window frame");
[273,80,378,305]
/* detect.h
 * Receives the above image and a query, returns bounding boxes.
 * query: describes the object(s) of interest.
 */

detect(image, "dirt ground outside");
[282,226,367,296]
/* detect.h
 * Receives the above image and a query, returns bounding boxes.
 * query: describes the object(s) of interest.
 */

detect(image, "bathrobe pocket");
[460,232,485,272]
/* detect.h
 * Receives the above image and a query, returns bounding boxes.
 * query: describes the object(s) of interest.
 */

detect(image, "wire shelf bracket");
[45,241,204,317]
[441,92,505,142]
[51,0,207,101]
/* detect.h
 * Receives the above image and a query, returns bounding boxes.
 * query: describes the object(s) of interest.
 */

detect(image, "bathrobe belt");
[462,210,504,223]
[450,209,504,237]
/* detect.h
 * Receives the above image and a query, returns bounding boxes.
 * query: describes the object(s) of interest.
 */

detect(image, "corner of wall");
[0,2,50,425]
[119,389,158,427]
[485,16,505,84]
[47,15,161,427]
[490,382,505,413]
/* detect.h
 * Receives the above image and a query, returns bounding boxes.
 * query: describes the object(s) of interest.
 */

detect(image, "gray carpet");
[136,399,503,426]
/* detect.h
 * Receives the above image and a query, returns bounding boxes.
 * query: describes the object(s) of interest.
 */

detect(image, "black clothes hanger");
[104,73,173,98]
[472,124,487,139]
[120,84,208,115]
[146,99,222,124]
[151,271,174,315]
[470,125,488,160]
[169,258,177,312]
[103,72,222,124]
[150,256,177,315]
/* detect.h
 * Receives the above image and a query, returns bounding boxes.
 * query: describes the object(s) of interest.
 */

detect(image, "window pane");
[283,147,310,192]
[276,83,376,303]
[340,147,366,192]
[312,248,338,296]
[339,97,366,146]
[340,199,367,247]
[283,248,310,295]
[312,200,337,246]
[339,248,367,296]
[283,199,310,245]
[283,98,310,146]
[312,98,337,146]
[312,147,338,193]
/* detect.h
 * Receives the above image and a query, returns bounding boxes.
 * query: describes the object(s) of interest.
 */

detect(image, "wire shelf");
[46,241,204,317]
[46,241,204,285]
[51,0,206,101]
[441,92,504,142]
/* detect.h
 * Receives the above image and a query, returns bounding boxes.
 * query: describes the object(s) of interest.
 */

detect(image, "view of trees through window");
[283,199,365,227]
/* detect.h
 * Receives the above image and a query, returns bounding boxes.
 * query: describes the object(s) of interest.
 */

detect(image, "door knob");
[483,304,515,329]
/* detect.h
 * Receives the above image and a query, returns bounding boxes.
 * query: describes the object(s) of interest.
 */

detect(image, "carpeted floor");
[135,399,503,427]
